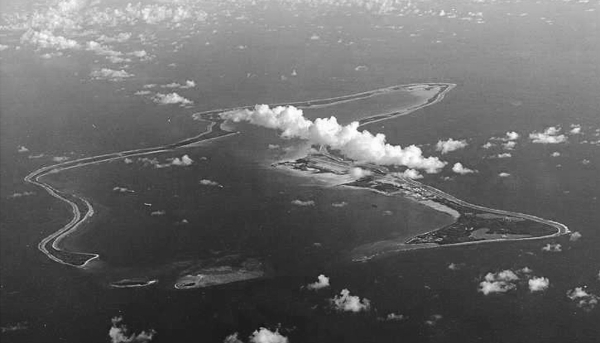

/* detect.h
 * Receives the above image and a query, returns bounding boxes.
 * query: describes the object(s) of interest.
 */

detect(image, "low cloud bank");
[221,105,446,173]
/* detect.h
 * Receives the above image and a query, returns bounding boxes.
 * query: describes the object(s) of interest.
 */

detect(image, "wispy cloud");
[113,186,135,193]
[8,191,36,199]
[160,80,196,89]
[541,243,562,252]
[291,199,315,207]
[199,179,223,187]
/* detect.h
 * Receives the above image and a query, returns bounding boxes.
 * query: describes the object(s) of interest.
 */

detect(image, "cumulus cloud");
[349,167,372,179]
[223,333,243,343]
[567,287,599,311]
[502,141,516,150]
[20,29,80,50]
[482,142,494,149]
[249,328,288,343]
[17,145,29,153]
[138,157,162,168]
[169,154,193,166]
[542,243,562,252]
[330,289,371,312]
[529,127,568,144]
[291,199,315,207]
[551,152,561,157]
[393,169,423,180]
[90,68,133,81]
[505,131,520,140]
[435,138,468,154]
[498,172,511,177]
[307,274,330,290]
[528,277,550,292]
[569,125,582,135]
[570,231,582,242]
[495,153,512,158]
[331,201,348,208]
[452,162,476,175]
[221,105,446,173]
[479,270,519,295]
[109,316,155,343]
[152,92,193,106]
[150,210,166,216]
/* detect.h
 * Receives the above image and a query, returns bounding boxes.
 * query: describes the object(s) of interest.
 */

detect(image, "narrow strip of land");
[22,82,565,269]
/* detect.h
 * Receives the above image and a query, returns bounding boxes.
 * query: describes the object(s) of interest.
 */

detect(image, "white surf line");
[24,120,230,268]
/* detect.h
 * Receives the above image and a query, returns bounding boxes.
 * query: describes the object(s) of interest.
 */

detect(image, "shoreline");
[23,81,567,270]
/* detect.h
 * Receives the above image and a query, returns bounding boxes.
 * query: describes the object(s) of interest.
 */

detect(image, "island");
[23,82,569,288]
[276,149,569,262]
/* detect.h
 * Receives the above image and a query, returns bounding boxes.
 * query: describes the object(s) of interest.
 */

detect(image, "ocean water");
[1,1,599,342]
